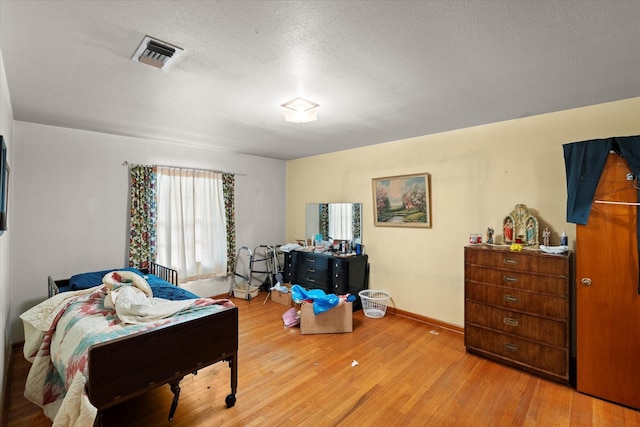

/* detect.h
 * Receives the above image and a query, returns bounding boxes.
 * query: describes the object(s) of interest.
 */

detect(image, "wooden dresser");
[464,245,572,384]
[284,251,369,309]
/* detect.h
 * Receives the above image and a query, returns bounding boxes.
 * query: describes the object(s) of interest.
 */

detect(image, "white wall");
[9,122,286,342]
[287,97,640,328]
[0,48,15,419]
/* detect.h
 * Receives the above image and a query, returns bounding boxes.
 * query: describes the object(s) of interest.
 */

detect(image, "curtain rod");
[122,161,247,176]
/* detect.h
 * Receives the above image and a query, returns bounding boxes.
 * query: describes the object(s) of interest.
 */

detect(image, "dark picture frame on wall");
[372,172,432,228]
[0,135,8,234]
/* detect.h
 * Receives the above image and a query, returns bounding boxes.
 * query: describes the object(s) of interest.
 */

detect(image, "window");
[328,203,353,242]
[155,167,227,282]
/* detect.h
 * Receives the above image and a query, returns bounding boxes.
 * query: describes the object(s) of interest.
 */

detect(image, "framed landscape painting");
[372,172,431,228]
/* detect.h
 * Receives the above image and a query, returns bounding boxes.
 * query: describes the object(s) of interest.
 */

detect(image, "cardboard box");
[300,301,353,335]
[271,288,294,307]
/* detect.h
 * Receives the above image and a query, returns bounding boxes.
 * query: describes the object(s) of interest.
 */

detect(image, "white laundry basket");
[358,290,391,319]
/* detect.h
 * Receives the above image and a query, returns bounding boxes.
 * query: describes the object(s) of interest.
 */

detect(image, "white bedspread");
[106,285,196,325]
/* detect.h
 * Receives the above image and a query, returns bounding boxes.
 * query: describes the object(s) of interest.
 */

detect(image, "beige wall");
[286,97,640,328]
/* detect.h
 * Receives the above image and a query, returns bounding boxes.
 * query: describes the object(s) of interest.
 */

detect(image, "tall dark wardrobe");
[564,137,640,409]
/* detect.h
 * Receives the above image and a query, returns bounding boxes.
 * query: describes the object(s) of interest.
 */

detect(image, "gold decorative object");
[503,204,538,246]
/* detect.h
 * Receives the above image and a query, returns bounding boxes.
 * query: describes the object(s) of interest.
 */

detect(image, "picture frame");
[0,135,8,234]
[372,172,431,228]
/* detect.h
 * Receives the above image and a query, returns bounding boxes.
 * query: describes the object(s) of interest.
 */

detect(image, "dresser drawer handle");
[503,317,519,327]
[306,268,316,273]
[504,343,519,353]
[503,258,518,265]
[307,278,316,283]
[503,276,518,283]
[503,294,519,303]
[307,258,316,263]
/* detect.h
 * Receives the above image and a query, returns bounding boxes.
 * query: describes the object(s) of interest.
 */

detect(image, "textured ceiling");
[1,1,639,160]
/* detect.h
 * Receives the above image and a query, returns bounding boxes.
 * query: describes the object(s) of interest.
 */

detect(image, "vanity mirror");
[305,203,362,243]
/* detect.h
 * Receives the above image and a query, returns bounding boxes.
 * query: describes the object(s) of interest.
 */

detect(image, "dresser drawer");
[465,281,567,319]
[295,266,329,286]
[465,301,566,347]
[298,253,329,269]
[296,262,328,277]
[465,324,567,377]
[297,274,330,289]
[465,264,568,297]
[465,247,568,276]
[295,254,327,283]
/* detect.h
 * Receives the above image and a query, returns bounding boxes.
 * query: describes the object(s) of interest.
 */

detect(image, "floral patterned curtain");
[128,165,235,276]
[352,203,361,240]
[320,203,329,239]
[128,166,157,269]
[223,173,236,274]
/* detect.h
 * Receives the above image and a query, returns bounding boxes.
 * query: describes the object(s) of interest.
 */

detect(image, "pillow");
[69,267,141,290]
[102,271,153,298]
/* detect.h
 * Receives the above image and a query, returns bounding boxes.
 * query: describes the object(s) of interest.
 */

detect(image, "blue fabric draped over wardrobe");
[563,135,640,293]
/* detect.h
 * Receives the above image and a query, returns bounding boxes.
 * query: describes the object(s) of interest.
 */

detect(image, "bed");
[21,262,238,427]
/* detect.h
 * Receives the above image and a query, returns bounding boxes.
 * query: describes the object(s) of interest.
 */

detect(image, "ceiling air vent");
[132,36,183,71]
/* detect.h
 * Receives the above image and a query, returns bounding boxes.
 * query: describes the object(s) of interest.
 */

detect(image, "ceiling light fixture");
[281,97,319,123]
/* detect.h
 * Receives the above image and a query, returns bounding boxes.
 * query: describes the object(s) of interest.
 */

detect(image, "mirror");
[305,203,362,243]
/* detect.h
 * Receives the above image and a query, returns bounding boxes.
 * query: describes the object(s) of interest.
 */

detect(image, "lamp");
[281,97,319,123]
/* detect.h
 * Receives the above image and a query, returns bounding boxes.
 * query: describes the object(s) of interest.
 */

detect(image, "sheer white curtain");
[156,167,227,282]
[328,203,353,241]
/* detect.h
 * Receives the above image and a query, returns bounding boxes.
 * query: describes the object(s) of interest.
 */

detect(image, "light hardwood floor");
[6,296,640,426]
